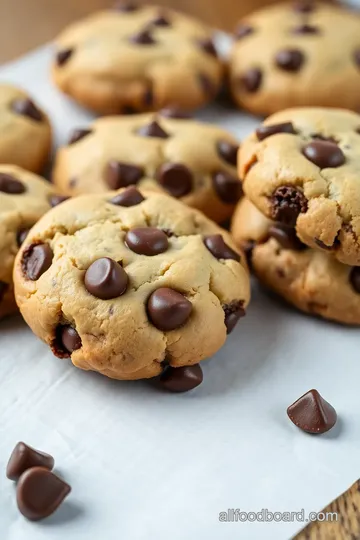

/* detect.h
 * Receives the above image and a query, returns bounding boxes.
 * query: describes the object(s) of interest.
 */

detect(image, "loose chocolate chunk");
[147,288,192,331]
[212,171,242,204]
[16,467,71,521]
[355,50,360,67]
[59,326,82,353]
[17,229,30,247]
[350,267,360,293]
[109,186,145,207]
[156,163,193,198]
[223,300,245,334]
[217,140,239,166]
[85,258,128,300]
[198,73,215,96]
[256,122,296,141]
[293,1,315,13]
[23,244,53,281]
[197,38,218,57]
[113,1,138,11]
[105,161,144,189]
[160,364,203,393]
[271,186,307,227]
[137,120,169,138]
[234,24,254,40]
[204,235,240,261]
[0,173,26,194]
[125,228,168,256]
[48,194,70,208]
[11,98,43,122]
[275,49,305,72]
[159,107,191,119]
[268,224,305,251]
[292,24,320,35]
[287,389,337,434]
[6,442,55,481]
[130,29,156,45]
[239,68,262,93]
[151,13,171,26]
[56,48,73,66]
[68,128,92,145]
[0,281,8,301]
[302,141,345,168]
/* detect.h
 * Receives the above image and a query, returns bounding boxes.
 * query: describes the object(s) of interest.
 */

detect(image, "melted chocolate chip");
[197,38,218,57]
[147,288,192,331]
[56,48,73,66]
[241,240,255,270]
[17,228,30,247]
[287,389,337,434]
[292,24,320,35]
[68,128,92,145]
[212,171,242,204]
[0,173,26,194]
[130,29,156,45]
[6,442,55,481]
[160,364,203,393]
[234,24,254,40]
[156,163,193,198]
[22,244,53,280]
[204,235,240,261]
[126,228,168,256]
[85,258,128,299]
[302,141,345,168]
[105,161,144,189]
[0,281,8,301]
[223,300,246,334]
[109,186,145,207]
[59,326,82,354]
[151,13,171,26]
[269,224,305,251]
[217,140,239,166]
[11,98,43,122]
[198,73,215,96]
[239,68,262,93]
[314,238,332,250]
[350,267,360,293]
[256,122,296,141]
[271,186,307,227]
[275,49,305,72]
[137,120,169,138]
[48,194,70,208]
[159,107,191,119]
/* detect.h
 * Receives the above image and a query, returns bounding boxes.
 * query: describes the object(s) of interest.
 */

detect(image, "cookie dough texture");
[229,2,360,115]
[52,4,223,114]
[53,113,242,223]
[14,189,250,381]
[0,166,53,319]
[240,107,360,266]
[0,85,51,173]
[232,198,360,325]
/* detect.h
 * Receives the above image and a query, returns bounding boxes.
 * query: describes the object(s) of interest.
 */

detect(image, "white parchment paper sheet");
[1,39,360,540]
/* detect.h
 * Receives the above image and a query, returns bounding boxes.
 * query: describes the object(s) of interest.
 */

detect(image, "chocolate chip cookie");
[53,112,242,223]
[52,3,222,114]
[0,165,59,319]
[240,107,360,266]
[0,85,51,173]
[13,187,250,381]
[232,197,360,325]
[229,2,360,115]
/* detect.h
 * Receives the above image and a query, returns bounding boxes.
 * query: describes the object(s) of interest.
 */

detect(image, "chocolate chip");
[68,128,92,145]
[302,141,345,168]
[147,288,192,331]
[130,29,156,45]
[11,98,43,122]
[56,48,73,66]
[197,38,218,57]
[354,50,360,67]
[234,24,254,40]
[217,140,239,166]
[113,1,138,11]
[212,171,242,204]
[16,467,71,521]
[350,267,360,293]
[159,107,191,119]
[241,240,255,269]
[105,161,144,189]
[314,238,332,250]
[109,186,145,207]
[0,281,8,301]
[0,173,26,194]
[292,24,320,35]
[160,364,203,393]
[271,186,307,227]
[126,228,168,256]
[151,13,171,26]
[6,442,55,481]
[275,49,305,72]
[156,163,193,198]
[293,1,315,13]
[23,244,53,281]
[204,235,240,261]
[256,122,297,141]
[223,300,246,334]
[85,258,128,300]
[17,229,30,247]
[287,389,337,434]
[48,194,70,208]
[198,73,215,96]
[59,326,82,354]
[268,224,306,251]
[137,120,169,138]
[239,68,262,93]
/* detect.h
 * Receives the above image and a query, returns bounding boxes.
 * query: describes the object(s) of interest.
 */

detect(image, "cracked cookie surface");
[239,107,360,266]
[229,2,360,116]
[14,188,250,380]
[52,3,222,114]
[53,112,242,224]
[231,197,360,325]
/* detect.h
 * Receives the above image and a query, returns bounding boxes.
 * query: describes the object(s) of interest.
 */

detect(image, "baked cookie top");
[231,197,360,325]
[239,107,360,266]
[229,2,360,115]
[52,3,223,114]
[14,187,250,380]
[53,111,242,223]
[0,85,51,173]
